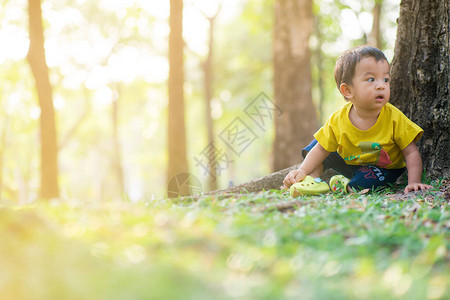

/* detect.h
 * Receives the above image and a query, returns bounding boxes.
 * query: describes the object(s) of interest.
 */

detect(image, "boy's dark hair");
[334,45,389,88]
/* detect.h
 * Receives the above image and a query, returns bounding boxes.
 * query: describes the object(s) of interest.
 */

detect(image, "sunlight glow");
[7,92,21,115]
[143,121,159,140]
[30,107,41,120]
[6,90,33,116]
[340,9,363,39]
[211,97,223,120]
[190,0,222,18]
[138,0,170,18]
[183,0,243,55]
[85,66,109,90]
[142,56,169,83]
[124,244,146,264]
[93,86,114,106]
[340,0,361,12]
[358,12,373,33]
[62,70,88,89]
[219,90,232,102]
[90,242,110,258]
[54,95,66,111]
[184,5,210,55]
[45,7,84,28]
[0,25,28,64]
[99,0,137,12]
[108,47,140,84]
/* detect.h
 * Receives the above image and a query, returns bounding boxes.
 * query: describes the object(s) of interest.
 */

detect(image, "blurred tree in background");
[272,0,318,172]
[27,0,59,199]
[367,0,382,48]
[187,1,223,192]
[167,0,190,197]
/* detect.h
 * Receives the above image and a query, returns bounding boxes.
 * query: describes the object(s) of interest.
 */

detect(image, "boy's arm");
[283,143,330,188]
[402,142,433,193]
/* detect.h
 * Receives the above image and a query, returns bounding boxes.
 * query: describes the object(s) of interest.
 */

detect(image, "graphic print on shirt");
[344,142,392,168]
[359,166,386,181]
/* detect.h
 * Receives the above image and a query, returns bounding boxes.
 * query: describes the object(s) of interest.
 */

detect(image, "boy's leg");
[348,166,405,190]
[302,140,406,192]
[302,139,356,178]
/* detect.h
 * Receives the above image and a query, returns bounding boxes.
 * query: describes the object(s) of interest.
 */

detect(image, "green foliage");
[1,180,448,299]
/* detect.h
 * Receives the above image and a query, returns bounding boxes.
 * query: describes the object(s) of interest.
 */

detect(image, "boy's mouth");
[375,95,385,101]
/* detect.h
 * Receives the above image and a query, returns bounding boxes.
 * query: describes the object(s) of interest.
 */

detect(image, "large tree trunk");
[390,0,449,179]
[272,0,318,172]
[27,0,60,199]
[168,0,190,197]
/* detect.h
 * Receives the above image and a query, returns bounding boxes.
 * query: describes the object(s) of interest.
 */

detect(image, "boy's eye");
[384,78,390,83]
[368,78,375,82]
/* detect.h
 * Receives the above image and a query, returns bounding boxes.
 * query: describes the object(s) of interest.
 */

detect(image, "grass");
[0,180,448,300]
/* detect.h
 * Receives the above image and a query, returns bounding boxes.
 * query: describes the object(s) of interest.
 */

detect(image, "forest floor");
[0,180,448,299]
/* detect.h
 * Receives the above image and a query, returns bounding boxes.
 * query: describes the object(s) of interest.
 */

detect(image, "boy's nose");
[376,81,386,90]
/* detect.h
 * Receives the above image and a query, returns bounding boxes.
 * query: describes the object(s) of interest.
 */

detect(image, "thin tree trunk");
[112,85,125,198]
[368,0,382,49]
[27,0,59,199]
[272,0,318,172]
[313,14,325,125]
[203,16,218,192]
[168,0,190,197]
[390,0,449,178]
[0,119,8,201]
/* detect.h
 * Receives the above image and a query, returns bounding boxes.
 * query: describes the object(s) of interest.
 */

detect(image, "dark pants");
[302,140,405,190]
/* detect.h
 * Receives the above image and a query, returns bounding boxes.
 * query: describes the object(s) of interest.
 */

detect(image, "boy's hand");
[283,169,307,188]
[402,142,432,194]
[404,182,433,194]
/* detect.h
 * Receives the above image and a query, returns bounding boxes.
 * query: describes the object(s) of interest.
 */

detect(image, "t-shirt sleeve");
[394,114,424,150]
[314,117,339,152]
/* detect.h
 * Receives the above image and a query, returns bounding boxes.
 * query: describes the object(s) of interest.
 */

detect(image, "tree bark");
[27,0,60,199]
[207,164,299,195]
[390,0,449,179]
[168,0,190,197]
[272,0,318,172]
[204,166,337,196]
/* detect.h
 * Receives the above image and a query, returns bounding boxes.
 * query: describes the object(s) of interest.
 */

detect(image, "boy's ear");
[339,83,353,99]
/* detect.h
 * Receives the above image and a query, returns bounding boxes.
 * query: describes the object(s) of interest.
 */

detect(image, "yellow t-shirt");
[314,102,423,169]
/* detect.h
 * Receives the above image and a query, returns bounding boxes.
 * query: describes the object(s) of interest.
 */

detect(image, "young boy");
[283,46,432,195]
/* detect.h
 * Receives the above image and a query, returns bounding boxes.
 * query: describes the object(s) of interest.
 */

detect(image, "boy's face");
[340,56,390,113]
